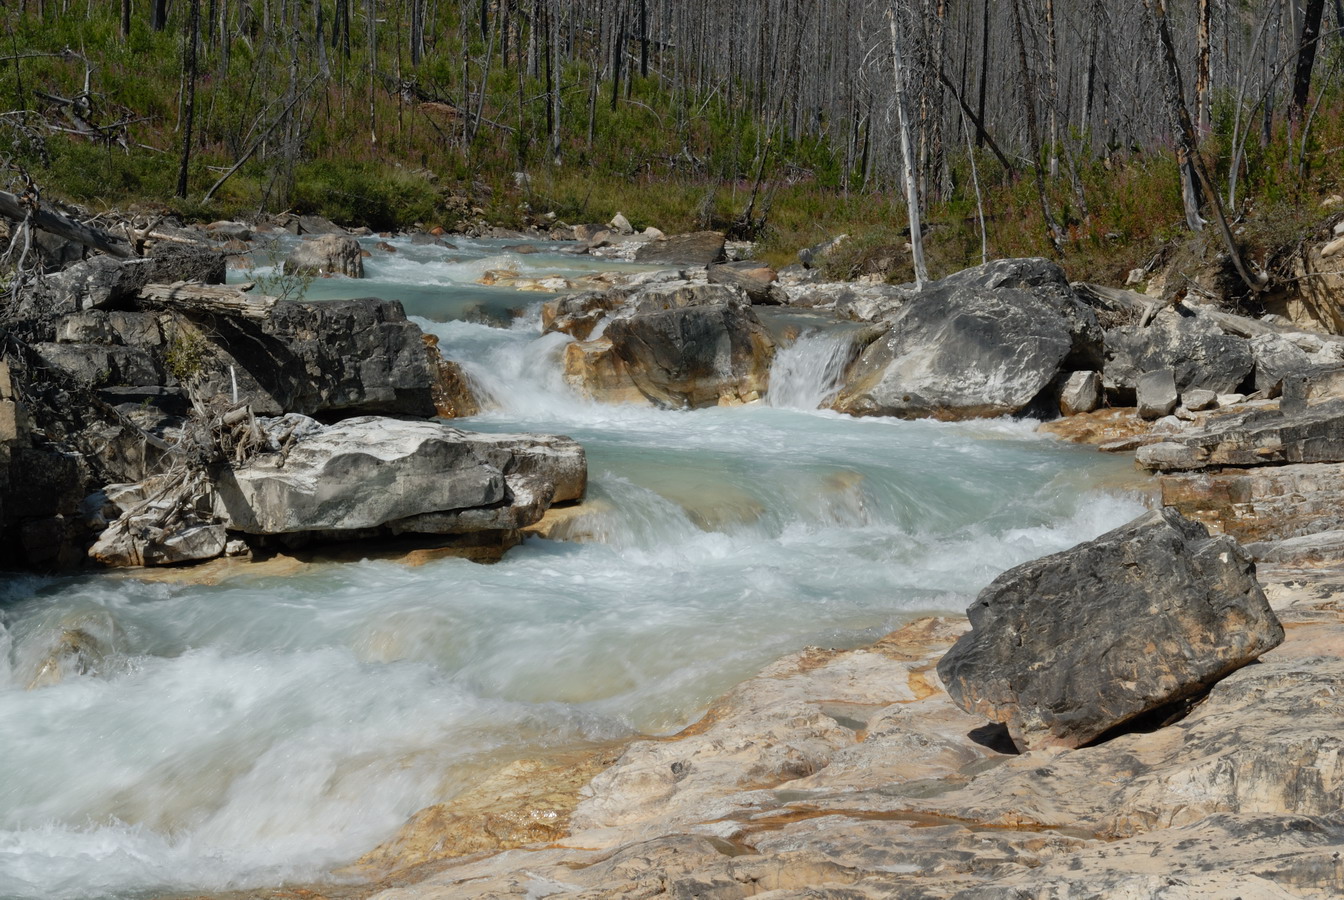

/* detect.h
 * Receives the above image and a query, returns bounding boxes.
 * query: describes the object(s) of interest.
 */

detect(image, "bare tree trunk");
[1146,0,1203,232]
[176,0,200,199]
[889,5,927,287]
[1197,0,1212,135]
[1010,0,1063,254]
[1291,0,1328,122]
[151,0,167,31]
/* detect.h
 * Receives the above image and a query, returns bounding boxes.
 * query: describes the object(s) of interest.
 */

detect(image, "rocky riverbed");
[5,211,1344,898]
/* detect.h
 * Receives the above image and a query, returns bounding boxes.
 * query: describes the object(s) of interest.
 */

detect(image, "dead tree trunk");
[1291,0,1328,122]
[889,6,928,286]
[1147,0,1203,232]
[177,0,201,199]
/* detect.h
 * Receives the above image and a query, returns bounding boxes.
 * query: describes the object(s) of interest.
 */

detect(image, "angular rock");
[1250,332,1315,395]
[283,234,364,278]
[633,231,726,267]
[1058,371,1101,416]
[936,507,1283,750]
[608,212,634,235]
[833,259,1102,420]
[1103,306,1254,400]
[211,416,584,535]
[598,294,774,409]
[708,260,780,304]
[1182,388,1218,411]
[1136,399,1344,472]
[1136,368,1178,419]
[186,298,448,418]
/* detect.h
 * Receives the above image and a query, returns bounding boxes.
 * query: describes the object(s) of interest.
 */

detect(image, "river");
[0,237,1146,899]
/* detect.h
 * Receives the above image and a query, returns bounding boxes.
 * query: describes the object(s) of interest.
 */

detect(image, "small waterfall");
[767,329,859,411]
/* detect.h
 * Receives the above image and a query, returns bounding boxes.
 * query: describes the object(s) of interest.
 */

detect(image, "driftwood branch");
[0,188,134,258]
[136,282,278,319]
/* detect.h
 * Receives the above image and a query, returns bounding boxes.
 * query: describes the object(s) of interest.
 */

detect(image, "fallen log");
[0,188,134,258]
[136,281,277,319]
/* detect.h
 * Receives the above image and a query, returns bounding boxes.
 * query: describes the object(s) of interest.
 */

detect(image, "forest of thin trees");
[2,1,1342,252]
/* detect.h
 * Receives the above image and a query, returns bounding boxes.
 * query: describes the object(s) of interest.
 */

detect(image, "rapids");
[0,237,1147,899]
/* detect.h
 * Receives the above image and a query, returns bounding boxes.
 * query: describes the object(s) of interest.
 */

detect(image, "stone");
[1103,306,1254,401]
[283,234,364,278]
[1136,368,1178,419]
[297,214,347,235]
[1058,371,1101,416]
[205,221,253,242]
[1249,332,1315,395]
[707,260,779,304]
[1135,398,1344,472]
[1182,388,1218,411]
[89,519,227,568]
[598,293,775,409]
[183,298,449,419]
[936,507,1283,750]
[1281,364,1344,414]
[608,212,634,235]
[833,258,1103,421]
[1161,462,1344,544]
[633,231,727,267]
[211,416,584,535]
[798,233,849,268]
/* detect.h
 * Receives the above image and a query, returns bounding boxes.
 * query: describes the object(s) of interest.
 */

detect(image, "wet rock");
[283,234,364,278]
[1136,368,1178,419]
[1058,371,1101,416]
[422,333,479,418]
[833,258,1102,421]
[211,415,584,535]
[542,289,632,340]
[936,507,1283,750]
[599,293,774,409]
[634,231,727,267]
[1103,305,1254,400]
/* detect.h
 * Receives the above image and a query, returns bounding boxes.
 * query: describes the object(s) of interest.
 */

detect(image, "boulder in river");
[283,234,364,278]
[562,283,775,409]
[708,260,781,304]
[211,415,584,536]
[1058,371,1101,416]
[832,258,1102,420]
[1136,368,1179,419]
[937,507,1283,750]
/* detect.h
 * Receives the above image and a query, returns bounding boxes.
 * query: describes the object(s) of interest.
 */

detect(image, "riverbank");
[3,213,1344,898]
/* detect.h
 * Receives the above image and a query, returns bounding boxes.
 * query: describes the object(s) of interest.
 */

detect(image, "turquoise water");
[0,240,1146,899]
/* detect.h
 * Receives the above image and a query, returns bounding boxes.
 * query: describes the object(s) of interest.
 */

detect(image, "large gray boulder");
[186,298,452,419]
[633,231,726,267]
[833,258,1102,420]
[937,507,1283,751]
[1104,306,1254,400]
[283,234,364,278]
[553,282,776,409]
[211,416,584,536]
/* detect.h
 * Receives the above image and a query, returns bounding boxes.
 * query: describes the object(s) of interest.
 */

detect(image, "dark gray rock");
[1136,368,1179,420]
[937,507,1283,750]
[833,258,1102,420]
[634,231,727,267]
[1103,306,1254,401]
[187,298,448,418]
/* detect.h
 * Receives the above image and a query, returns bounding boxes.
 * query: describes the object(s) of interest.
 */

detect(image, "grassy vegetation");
[2,4,1343,289]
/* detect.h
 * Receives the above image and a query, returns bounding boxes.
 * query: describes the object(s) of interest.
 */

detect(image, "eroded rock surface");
[832,258,1102,420]
[937,507,1283,750]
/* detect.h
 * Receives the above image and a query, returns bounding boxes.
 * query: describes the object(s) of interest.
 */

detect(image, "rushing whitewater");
[0,237,1147,899]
